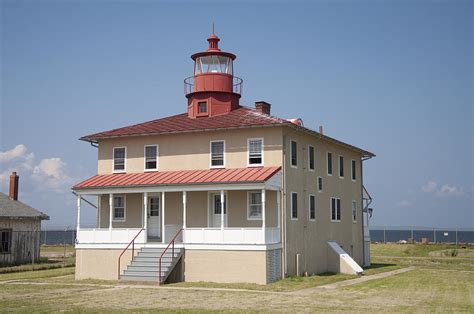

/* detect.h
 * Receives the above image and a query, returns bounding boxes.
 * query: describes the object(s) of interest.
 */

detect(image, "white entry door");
[147,196,160,238]
[210,193,227,227]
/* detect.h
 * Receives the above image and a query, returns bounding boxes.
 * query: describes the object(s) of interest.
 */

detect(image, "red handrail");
[117,228,145,279]
[159,228,183,284]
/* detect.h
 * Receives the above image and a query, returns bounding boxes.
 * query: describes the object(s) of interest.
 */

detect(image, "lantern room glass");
[194,55,233,75]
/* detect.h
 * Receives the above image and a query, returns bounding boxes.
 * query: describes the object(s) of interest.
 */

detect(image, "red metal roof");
[73,167,281,190]
[80,106,290,141]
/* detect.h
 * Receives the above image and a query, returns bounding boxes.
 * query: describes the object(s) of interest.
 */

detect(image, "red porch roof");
[73,166,281,190]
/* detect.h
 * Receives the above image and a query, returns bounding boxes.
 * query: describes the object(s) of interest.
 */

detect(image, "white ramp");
[327,241,364,275]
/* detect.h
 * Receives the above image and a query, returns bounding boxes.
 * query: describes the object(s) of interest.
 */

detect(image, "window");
[317,176,323,192]
[144,145,158,171]
[113,147,126,172]
[309,195,316,221]
[331,197,341,222]
[150,197,160,216]
[351,159,356,181]
[198,102,207,114]
[113,195,125,221]
[247,192,262,220]
[210,140,225,168]
[327,152,333,175]
[352,200,357,223]
[339,155,344,178]
[291,140,297,167]
[0,229,11,254]
[248,138,263,166]
[308,146,315,171]
[213,194,227,214]
[291,192,298,219]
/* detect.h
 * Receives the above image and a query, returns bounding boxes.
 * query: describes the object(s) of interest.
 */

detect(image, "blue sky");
[1,0,472,228]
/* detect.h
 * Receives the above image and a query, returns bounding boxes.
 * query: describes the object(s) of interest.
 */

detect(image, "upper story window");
[198,102,207,114]
[0,229,12,254]
[194,55,233,75]
[327,152,333,176]
[309,194,316,221]
[113,195,126,221]
[291,192,298,220]
[308,146,315,171]
[144,145,158,171]
[317,176,323,192]
[339,155,344,178]
[291,140,297,167]
[113,147,126,173]
[352,200,357,223]
[351,159,356,181]
[247,192,262,220]
[331,197,341,222]
[210,140,225,168]
[248,138,263,166]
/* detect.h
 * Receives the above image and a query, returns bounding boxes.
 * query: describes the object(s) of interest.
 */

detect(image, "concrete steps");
[121,247,183,283]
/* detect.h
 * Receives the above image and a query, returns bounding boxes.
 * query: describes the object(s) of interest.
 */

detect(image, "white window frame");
[330,197,341,222]
[339,155,344,179]
[144,145,159,172]
[210,140,225,169]
[327,151,333,176]
[246,191,263,220]
[290,140,298,168]
[112,195,126,222]
[247,138,264,167]
[317,176,323,193]
[291,191,298,220]
[112,147,127,173]
[308,145,315,171]
[351,159,356,182]
[309,194,316,221]
[352,200,357,223]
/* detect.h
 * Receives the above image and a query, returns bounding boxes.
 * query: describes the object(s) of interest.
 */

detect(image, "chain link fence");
[370,226,474,245]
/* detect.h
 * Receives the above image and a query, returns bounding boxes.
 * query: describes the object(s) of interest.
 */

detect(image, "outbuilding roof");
[80,106,375,157]
[74,166,281,190]
[0,193,49,220]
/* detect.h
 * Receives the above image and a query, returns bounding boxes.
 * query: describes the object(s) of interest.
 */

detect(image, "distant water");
[40,230,77,245]
[370,229,474,244]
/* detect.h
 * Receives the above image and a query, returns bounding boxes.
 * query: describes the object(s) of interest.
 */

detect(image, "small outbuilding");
[0,172,49,265]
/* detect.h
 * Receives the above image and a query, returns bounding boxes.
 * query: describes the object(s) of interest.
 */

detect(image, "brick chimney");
[9,172,19,201]
[255,101,271,115]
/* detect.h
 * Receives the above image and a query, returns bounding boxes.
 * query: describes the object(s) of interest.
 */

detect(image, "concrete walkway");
[1,267,415,295]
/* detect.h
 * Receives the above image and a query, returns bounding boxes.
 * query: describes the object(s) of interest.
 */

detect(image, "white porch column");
[277,190,281,229]
[143,192,148,229]
[261,189,266,232]
[162,192,166,243]
[109,194,113,230]
[97,195,101,228]
[76,195,81,242]
[220,190,225,232]
[183,191,187,242]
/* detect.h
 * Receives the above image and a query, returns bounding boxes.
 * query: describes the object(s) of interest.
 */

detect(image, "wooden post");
[220,190,225,232]
[162,192,166,243]
[109,194,113,230]
[76,195,81,243]
[183,191,187,243]
[143,192,148,242]
[277,190,281,229]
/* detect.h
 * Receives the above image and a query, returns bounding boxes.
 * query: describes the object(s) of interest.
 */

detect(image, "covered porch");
[73,167,282,247]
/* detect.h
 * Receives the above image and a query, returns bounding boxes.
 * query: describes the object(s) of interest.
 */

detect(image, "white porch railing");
[184,227,280,245]
[78,228,146,244]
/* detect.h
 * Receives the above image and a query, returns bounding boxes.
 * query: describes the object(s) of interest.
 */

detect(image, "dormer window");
[113,147,126,173]
[198,102,207,114]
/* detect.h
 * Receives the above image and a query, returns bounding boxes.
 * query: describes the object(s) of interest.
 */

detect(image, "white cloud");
[1,145,73,194]
[396,200,413,208]
[436,184,463,197]
[422,181,437,193]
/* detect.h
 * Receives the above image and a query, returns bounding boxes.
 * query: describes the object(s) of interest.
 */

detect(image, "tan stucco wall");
[282,129,364,276]
[98,190,279,229]
[97,127,283,174]
[184,249,267,284]
[75,249,135,280]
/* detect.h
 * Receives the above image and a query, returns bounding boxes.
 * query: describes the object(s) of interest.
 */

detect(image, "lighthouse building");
[73,32,374,284]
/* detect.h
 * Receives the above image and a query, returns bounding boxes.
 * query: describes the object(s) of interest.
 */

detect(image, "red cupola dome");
[184,32,242,118]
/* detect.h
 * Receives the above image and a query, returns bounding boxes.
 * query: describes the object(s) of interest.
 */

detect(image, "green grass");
[0,266,75,281]
[370,243,470,257]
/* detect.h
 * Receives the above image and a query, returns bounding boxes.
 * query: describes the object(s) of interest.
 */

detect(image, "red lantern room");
[184,32,243,118]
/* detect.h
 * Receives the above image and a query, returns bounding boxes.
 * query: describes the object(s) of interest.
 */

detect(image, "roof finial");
[212,22,215,35]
